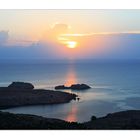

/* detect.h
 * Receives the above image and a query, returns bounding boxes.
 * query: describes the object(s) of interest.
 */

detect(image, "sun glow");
[67,41,77,49]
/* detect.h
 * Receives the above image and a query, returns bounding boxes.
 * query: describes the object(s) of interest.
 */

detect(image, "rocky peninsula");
[0,82,77,109]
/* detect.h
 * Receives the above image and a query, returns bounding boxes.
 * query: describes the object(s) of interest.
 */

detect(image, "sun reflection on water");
[64,64,78,122]
[65,64,77,87]
[65,103,78,122]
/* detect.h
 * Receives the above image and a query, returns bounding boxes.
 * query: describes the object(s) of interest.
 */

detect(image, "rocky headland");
[0,82,77,109]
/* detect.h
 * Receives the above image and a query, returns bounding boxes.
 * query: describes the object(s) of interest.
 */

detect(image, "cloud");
[0,29,140,60]
[51,23,69,36]
[0,31,9,45]
[60,31,140,37]
[59,32,140,59]
[0,39,67,60]
[44,23,70,40]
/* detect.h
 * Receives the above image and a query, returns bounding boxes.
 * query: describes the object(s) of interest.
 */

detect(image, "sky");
[0,10,140,60]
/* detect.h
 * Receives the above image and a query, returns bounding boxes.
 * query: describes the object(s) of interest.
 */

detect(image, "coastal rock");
[55,84,91,90]
[55,85,70,90]
[8,82,34,90]
[0,82,77,109]
[91,116,97,121]
[71,84,91,90]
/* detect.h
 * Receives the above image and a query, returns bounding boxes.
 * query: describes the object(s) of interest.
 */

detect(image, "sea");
[0,59,140,122]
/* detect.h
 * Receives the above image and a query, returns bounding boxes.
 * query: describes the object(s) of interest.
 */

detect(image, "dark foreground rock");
[0,110,140,129]
[84,110,140,129]
[0,111,85,129]
[55,84,91,90]
[0,82,77,109]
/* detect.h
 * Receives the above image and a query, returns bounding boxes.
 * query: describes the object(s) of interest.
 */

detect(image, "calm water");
[1,60,140,122]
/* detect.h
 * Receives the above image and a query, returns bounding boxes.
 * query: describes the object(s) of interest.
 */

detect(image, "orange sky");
[0,10,140,60]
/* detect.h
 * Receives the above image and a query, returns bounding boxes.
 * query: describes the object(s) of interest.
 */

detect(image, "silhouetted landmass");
[84,110,140,129]
[0,110,140,129]
[55,84,91,90]
[0,111,85,130]
[0,82,77,109]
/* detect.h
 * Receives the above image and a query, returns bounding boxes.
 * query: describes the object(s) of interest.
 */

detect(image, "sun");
[67,41,77,49]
